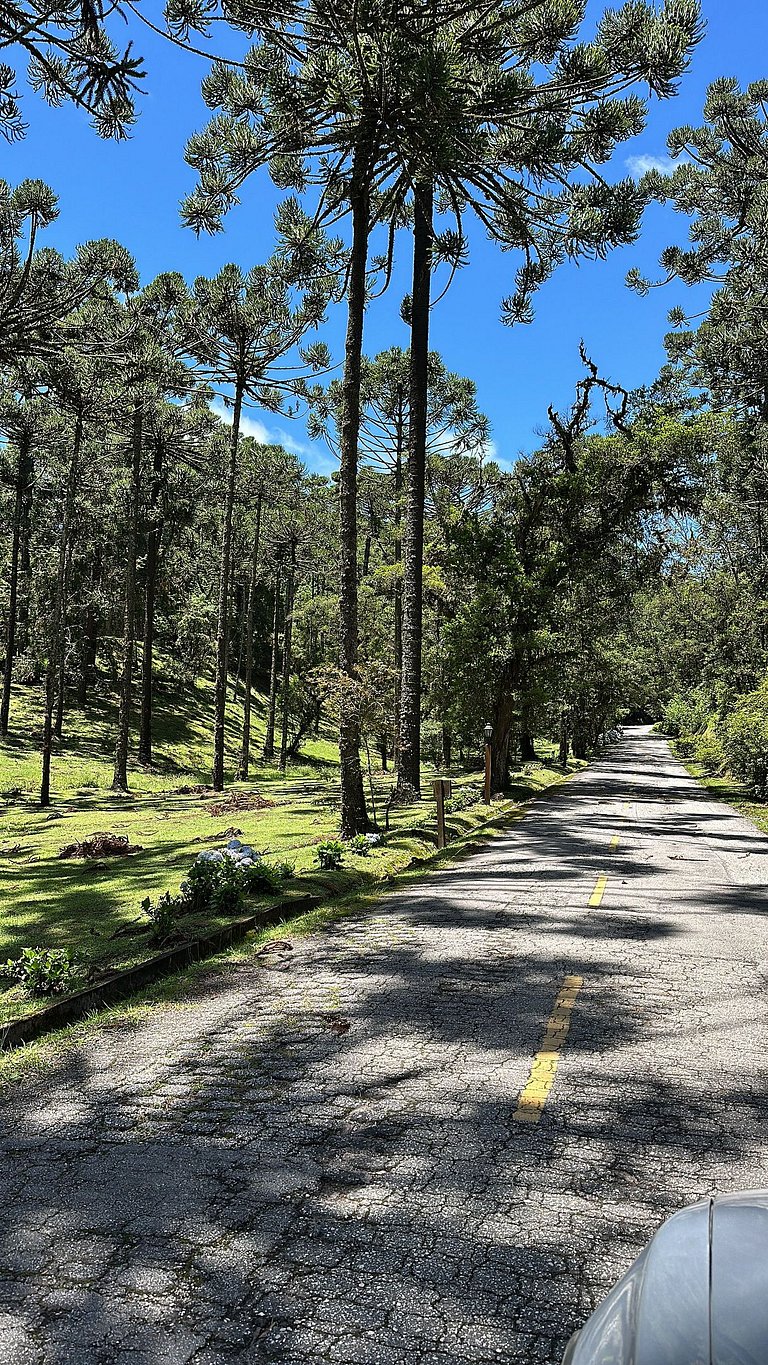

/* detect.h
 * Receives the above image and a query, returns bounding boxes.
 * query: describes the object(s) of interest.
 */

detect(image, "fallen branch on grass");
[58,832,144,860]
[191,826,243,844]
[207,792,275,817]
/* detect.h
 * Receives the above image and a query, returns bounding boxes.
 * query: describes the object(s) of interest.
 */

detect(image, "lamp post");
[483,723,493,804]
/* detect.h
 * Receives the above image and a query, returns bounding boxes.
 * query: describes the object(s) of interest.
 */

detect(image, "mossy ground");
[0,676,581,1027]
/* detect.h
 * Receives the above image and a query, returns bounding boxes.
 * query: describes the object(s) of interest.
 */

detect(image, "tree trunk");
[520,731,536,762]
[0,436,30,736]
[78,601,97,706]
[40,670,56,810]
[487,670,522,795]
[53,535,74,740]
[139,436,163,766]
[77,549,101,708]
[232,579,246,702]
[518,685,537,761]
[212,374,244,791]
[490,711,516,792]
[238,494,262,779]
[573,730,588,760]
[442,724,452,770]
[337,152,373,835]
[41,413,82,806]
[112,398,143,791]
[558,713,570,767]
[279,553,295,774]
[397,179,434,796]
[393,410,404,765]
[263,573,281,764]
[16,494,31,655]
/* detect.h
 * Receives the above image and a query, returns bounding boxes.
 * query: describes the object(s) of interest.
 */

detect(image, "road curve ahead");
[2,727,768,1364]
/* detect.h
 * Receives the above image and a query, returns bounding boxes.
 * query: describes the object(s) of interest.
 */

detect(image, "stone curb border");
[0,893,322,1054]
[0,775,574,1055]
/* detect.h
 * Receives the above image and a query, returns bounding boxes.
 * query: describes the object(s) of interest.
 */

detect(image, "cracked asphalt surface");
[3,725,768,1363]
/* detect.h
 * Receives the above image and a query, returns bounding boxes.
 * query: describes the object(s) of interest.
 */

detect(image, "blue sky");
[7,0,768,469]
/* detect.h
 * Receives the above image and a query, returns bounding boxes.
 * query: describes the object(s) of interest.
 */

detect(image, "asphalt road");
[2,726,768,1364]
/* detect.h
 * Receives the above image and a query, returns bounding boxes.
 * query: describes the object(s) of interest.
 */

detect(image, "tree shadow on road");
[2,729,768,1363]
[1,904,765,1365]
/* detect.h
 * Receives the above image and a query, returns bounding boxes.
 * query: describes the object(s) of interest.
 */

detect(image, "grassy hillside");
[0,678,579,1024]
[0,673,338,798]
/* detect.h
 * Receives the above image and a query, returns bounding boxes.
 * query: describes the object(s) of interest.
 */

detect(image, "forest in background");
[1,0,767,835]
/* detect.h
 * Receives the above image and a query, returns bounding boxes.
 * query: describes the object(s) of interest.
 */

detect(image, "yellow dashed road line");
[609,834,620,850]
[589,873,608,907]
[513,975,583,1125]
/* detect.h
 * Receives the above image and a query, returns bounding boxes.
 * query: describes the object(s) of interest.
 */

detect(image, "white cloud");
[236,412,273,443]
[210,401,336,475]
[625,153,677,176]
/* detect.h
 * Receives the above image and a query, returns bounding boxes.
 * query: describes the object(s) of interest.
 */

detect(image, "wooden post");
[433,777,452,849]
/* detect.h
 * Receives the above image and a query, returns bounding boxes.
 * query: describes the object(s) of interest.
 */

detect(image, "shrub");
[208,856,246,915]
[3,947,80,997]
[182,841,293,914]
[12,652,39,685]
[185,840,254,914]
[723,686,768,795]
[691,728,726,773]
[241,859,294,894]
[661,692,709,739]
[444,787,482,813]
[316,839,345,870]
[141,892,182,945]
[183,857,225,913]
[348,833,383,856]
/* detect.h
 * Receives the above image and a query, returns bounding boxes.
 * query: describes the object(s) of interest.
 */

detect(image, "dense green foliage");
[624,78,768,797]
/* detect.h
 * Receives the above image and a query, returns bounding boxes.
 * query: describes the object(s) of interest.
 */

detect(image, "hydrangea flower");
[224,842,259,863]
[196,840,263,870]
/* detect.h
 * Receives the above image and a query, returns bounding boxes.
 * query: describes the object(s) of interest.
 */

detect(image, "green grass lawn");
[0,677,579,1024]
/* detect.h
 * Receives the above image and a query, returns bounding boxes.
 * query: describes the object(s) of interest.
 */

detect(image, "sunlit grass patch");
[0,681,581,1026]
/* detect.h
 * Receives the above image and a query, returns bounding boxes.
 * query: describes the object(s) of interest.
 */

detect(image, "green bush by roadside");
[661,679,768,793]
[722,683,768,795]
[3,948,82,998]
[140,840,295,943]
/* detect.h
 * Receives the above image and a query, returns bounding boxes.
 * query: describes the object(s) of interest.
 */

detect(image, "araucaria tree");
[185,243,331,790]
[388,0,703,794]
[180,2,409,830]
[631,76,768,420]
[0,384,48,736]
[307,345,488,758]
[180,0,701,810]
[108,273,190,792]
[0,0,145,140]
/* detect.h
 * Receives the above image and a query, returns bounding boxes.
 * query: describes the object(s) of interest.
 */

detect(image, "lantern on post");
[483,723,493,804]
